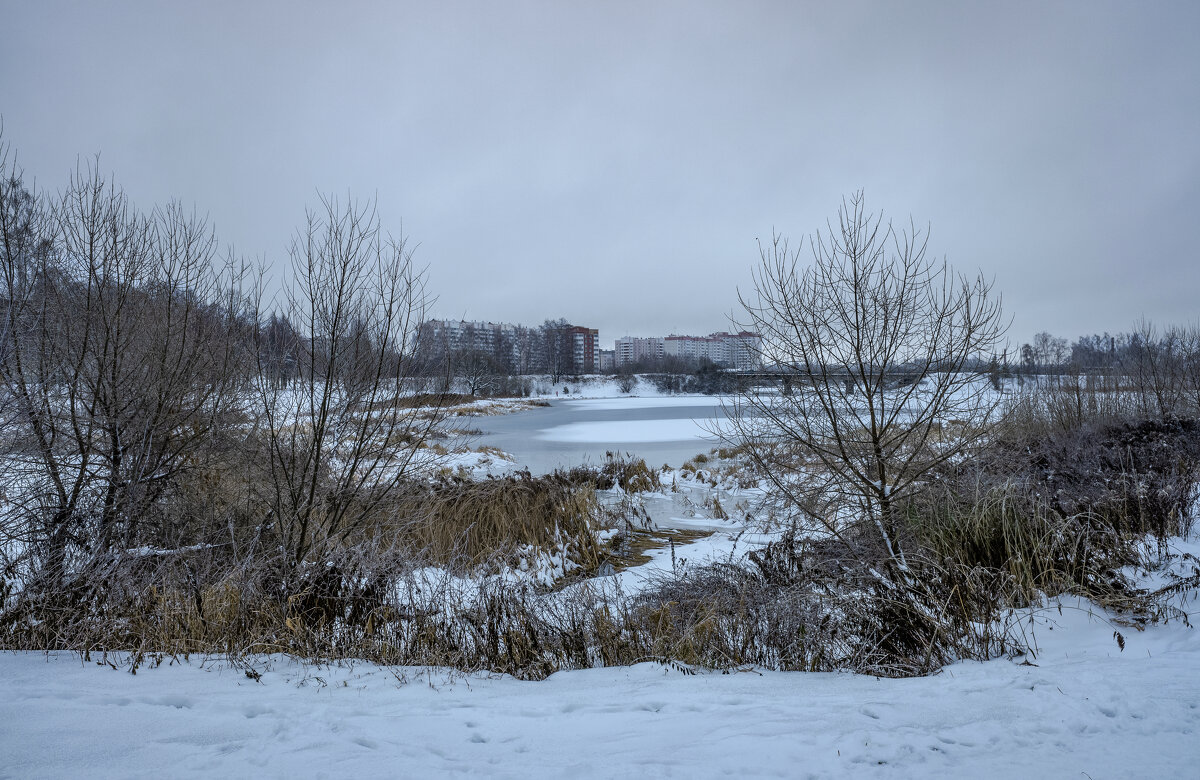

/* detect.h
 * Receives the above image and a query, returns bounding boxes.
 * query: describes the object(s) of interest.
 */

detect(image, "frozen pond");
[473,395,732,473]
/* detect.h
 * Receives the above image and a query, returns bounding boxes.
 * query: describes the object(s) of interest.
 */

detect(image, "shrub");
[902,417,1200,606]
[554,455,662,493]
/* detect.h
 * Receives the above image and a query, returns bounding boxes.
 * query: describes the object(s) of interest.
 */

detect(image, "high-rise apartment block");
[418,319,600,374]
[614,336,665,366]
[662,331,763,371]
[567,326,600,374]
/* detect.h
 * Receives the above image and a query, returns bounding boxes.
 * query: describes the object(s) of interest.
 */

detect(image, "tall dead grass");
[382,473,606,568]
[903,417,1200,610]
[554,454,663,493]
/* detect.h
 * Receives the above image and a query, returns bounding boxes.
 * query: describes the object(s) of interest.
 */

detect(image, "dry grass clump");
[0,462,628,674]
[383,473,607,568]
[901,418,1200,612]
[0,481,623,677]
[907,489,1134,601]
[377,392,477,410]
[0,545,659,680]
[676,447,760,489]
[599,528,713,571]
[623,530,1014,677]
[554,455,662,493]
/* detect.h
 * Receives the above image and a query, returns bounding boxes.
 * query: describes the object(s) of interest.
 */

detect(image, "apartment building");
[721,331,763,371]
[418,318,600,374]
[567,326,600,373]
[662,331,763,370]
[417,319,520,365]
[614,336,665,367]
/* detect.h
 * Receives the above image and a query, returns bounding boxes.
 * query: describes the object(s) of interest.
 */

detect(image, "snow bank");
[3,597,1197,779]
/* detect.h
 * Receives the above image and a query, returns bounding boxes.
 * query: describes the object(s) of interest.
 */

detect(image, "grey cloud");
[2,0,1197,347]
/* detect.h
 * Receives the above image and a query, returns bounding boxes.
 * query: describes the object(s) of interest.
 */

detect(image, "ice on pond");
[537,417,725,443]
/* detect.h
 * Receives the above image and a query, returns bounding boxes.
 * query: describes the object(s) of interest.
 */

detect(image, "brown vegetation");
[3,149,1198,681]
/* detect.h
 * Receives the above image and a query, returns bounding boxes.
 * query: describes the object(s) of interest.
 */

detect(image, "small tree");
[1127,319,1189,420]
[454,347,498,397]
[616,370,638,394]
[252,195,441,568]
[1031,332,1069,371]
[540,318,573,383]
[730,192,1007,566]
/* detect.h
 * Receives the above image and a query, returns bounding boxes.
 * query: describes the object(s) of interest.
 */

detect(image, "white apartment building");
[663,331,763,370]
[419,319,508,350]
[614,336,665,367]
[722,331,763,371]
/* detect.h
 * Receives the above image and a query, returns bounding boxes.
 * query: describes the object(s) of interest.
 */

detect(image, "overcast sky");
[3,0,1197,348]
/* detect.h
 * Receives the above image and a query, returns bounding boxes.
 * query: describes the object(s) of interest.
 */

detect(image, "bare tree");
[1184,323,1200,415]
[453,347,499,397]
[540,318,573,383]
[616,369,638,394]
[252,195,442,568]
[1031,332,1069,371]
[0,150,251,587]
[729,192,1007,567]
[1126,318,1189,419]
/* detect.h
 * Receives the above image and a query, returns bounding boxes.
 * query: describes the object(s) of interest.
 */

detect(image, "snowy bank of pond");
[3,591,1197,779]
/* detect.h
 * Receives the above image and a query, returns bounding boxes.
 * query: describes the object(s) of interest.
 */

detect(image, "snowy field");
[3,593,1198,779]
[3,539,1197,779]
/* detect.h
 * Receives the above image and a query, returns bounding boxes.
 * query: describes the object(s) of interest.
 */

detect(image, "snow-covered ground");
[3,588,1197,779]
[5,389,1197,777]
